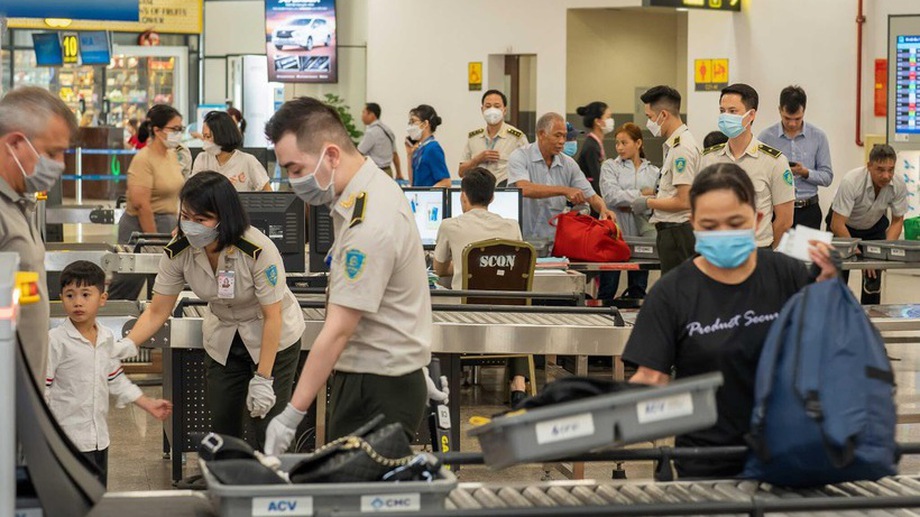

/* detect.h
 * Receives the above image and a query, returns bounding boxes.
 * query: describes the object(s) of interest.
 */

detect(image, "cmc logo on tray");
[360,493,422,513]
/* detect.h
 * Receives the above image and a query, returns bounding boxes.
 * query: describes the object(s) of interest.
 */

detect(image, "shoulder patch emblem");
[505,127,523,138]
[675,157,687,174]
[758,143,783,158]
[702,143,726,156]
[468,128,485,138]
[265,264,278,286]
[344,249,367,280]
[783,169,795,186]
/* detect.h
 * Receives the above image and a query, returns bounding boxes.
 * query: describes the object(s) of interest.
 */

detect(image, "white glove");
[246,375,277,419]
[264,403,306,456]
[423,366,449,405]
[112,337,138,360]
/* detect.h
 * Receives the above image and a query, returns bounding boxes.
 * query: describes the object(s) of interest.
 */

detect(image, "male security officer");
[264,97,433,453]
[459,89,528,186]
[0,87,76,384]
[700,83,795,248]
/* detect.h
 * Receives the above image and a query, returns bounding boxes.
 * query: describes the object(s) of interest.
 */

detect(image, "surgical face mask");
[406,124,423,142]
[694,228,757,269]
[563,141,578,157]
[482,107,503,125]
[289,147,336,206]
[180,220,219,249]
[7,139,65,194]
[601,117,615,135]
[202,141,221,156]
[164,130,182,149]
[646,112,664,138]
[718,110,753,139]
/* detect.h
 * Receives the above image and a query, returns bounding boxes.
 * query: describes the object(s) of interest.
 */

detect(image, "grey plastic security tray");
[468,373,723,469]
[861,240,920,262]
[201,455,456,517]
[624,236,659,259]
[831,238,861,259]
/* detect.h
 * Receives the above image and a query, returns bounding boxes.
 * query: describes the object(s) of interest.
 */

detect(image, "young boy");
[45,260,172,486]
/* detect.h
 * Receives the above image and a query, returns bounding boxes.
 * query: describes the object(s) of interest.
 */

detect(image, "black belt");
[655,221,691,230]
[794,195,819,209]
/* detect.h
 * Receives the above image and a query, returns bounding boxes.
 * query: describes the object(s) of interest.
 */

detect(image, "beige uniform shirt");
[153,226,305,365]
[700,137,796,247]
[192,150,271,192]
[327,158,432,376]
[462,123,529,185]
[0,176,48,385]
[433,208,522,290]
[650,125,701,225]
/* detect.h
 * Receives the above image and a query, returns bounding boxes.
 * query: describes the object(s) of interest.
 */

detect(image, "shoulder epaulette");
[235,238,262,260]
[758,143,783,159]
[163,236,190,259]
[673,135,681,147]
[702,143,726,156]
[505,127,523,138]
[468,128,484,138]
[350,192,367,228]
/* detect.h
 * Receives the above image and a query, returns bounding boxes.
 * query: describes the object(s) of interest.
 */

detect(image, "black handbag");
[288,415,415,484]
[198,432,256,462]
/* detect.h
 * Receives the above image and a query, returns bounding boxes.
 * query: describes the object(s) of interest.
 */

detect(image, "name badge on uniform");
[218,270,235,299]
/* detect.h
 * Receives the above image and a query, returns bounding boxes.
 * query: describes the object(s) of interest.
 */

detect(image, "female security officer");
[118,171,305,447]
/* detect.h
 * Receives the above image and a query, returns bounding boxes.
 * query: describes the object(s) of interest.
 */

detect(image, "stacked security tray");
[468,373,722,469]
[862,240,920,261]
[832,237,861,259]
[624,236,658,259]
[201,456,457,517]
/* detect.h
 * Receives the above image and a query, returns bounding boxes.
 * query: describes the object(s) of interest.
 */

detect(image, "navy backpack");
[742,278,898,487]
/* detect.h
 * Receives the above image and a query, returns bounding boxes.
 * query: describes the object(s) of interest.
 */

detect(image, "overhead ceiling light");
[44,18,73,28]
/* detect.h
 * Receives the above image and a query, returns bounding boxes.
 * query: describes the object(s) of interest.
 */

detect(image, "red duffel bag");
[550,211,631,262]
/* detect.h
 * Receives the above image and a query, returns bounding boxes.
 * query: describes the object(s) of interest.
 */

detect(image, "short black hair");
[60,260,105,294]
[178,171,250,252]
[703,131,729,148]
[481,89,507,106]
[461,167,496,206]
[868,144,897,164]
[779,85,807,113]
[721,83,760,111]
[576,101,608,130]
[365,102,381,119]
[410,104,442,132]
[204,110,243,153]
[265,96,355,153]
[138,104,181,143]
[690,163,757,212]
[640,86,681,116]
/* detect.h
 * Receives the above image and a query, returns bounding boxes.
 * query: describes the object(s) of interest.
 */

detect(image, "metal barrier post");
[74,146,83,204]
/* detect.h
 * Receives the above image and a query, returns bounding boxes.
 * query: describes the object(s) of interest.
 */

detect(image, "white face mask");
[180,220,219,249]
[164,130,182,149]
[482,107,503,126]
[289,147,336,206]
[406,124,423,142]
[646,112,664,138]
[202,141,221,156]
[7,138,65,194]
[601,117,615,135]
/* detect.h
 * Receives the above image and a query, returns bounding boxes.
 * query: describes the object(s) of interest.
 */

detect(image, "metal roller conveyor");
[44,245,162,275]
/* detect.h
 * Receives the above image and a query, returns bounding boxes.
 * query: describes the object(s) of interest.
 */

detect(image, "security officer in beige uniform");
[0,87,76,385]
[459,90,528,187]
[119,172,305,448]
[264,97,433,454]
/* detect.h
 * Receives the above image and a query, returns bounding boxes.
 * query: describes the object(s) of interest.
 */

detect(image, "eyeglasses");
[164,125,185,133]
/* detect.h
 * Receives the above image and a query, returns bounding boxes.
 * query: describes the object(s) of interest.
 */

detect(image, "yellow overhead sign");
[8,0,203,35]
[695,58,730,91]
[469,62,482,92]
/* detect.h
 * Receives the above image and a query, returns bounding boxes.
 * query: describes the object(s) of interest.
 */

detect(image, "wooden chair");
[459,238,538,396]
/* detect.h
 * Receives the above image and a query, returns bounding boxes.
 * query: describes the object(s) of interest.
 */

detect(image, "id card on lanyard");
[218,256,236,299]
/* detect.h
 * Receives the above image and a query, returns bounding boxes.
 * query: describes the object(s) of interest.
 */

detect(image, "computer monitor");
[78,31,112,65]
[32,33,63,66]
[448,187,523,229]
[404,188,446,249]
[238,192,305,273]
[308,204,334,273]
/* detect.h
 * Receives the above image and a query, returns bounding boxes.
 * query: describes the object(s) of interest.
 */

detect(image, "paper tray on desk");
[201,455,456,517]
[468,373,723,469]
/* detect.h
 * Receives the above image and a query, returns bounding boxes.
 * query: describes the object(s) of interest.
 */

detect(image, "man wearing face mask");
[459,90,528,187]
[0,86,77,384]
[262,97,434,455]
[700,83,795,249]
[631,85,702,275]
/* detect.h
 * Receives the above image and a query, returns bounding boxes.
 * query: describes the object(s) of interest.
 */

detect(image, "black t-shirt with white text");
[622,250,811,478]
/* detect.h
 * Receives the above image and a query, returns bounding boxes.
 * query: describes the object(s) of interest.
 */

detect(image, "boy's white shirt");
[45,318,143,452]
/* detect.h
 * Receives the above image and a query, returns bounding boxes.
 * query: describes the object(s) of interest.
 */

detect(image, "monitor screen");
[32,33,63,67]
[266,0,339,83]
[895,35,920,135]
[404,188,445,248]
[448,188,522,226]
[78,31,111,65]
[239,192,306,273]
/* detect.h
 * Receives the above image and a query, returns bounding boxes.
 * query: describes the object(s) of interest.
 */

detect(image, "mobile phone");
[406,137,418,146]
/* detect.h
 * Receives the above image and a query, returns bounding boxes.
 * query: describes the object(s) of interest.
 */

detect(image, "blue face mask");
[563,141,578,157]
[718,110,752,139]
[694,229,757,269]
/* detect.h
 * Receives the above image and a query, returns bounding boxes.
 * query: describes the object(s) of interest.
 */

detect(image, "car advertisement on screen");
[265,0,337,83]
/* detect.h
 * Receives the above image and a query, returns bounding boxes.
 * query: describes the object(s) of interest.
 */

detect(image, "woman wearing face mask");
[575,101,614,191]
[192,111,272,191]
[622,163,837,479]
[599,123,659,299]
[121,171,305,448]
[405,104,451,188]
[108,104,186,300]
